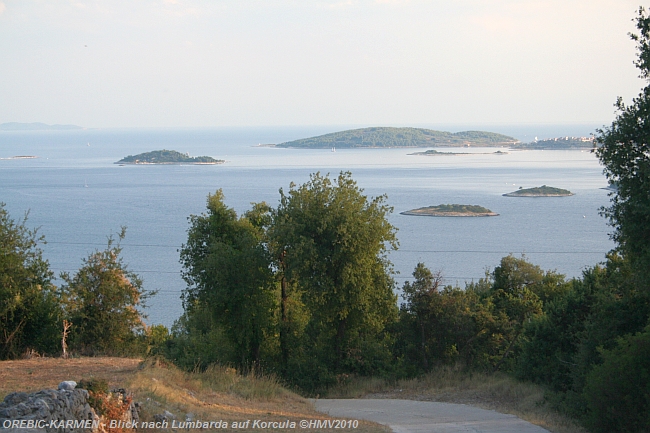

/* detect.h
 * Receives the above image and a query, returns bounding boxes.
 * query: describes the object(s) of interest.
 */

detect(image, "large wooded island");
[274,127,518,148]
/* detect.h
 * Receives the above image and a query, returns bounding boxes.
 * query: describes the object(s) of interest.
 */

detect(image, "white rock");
[57,381,77,391]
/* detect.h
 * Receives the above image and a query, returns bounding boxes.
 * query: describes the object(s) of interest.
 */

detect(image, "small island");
[115,150,224,165]
[409,149,509,156]
[503,185,574,197]
[401,204,499,217]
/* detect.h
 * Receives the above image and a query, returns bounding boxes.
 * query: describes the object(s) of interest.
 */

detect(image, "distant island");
[115,150,224,165]
[503,185,574,197]
[0,155,38,160]
[401,204,499,217]
[409,149,509,156]
[0,122,83,131]
[274,127,518,148]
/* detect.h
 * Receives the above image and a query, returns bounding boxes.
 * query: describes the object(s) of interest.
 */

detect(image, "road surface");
[313,399,551,433]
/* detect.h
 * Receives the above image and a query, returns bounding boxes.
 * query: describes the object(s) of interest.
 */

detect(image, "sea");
[0,124,615,327]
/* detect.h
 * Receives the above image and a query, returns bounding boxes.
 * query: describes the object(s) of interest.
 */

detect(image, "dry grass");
[326,365,587,433]
[0,356,141,399]
[0,357,388,433]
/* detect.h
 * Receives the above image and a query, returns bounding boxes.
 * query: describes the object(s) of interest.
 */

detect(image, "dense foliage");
[276,127,517,148]
[0,203,60,358]
[179,191,276,368]
[169,173,398,391]
[0,207,152,359]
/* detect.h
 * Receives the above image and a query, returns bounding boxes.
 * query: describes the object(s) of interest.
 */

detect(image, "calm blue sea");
[0,125,614,327]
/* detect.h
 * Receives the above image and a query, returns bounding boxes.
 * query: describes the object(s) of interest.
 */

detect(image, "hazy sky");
[0,0,645,128]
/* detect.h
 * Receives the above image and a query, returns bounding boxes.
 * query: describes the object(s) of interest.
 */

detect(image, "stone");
[57,381,77,391]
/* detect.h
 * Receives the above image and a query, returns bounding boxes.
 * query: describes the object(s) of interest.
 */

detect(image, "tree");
[595,6,650,289]
[270,172,398,379]
[583,324,650,433]
[60,227,152,355]
[400,263,444,371]
[0,204,61,358]
[179,191,276,368]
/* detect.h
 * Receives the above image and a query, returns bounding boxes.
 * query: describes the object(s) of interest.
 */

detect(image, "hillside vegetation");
[517,137,593,149]
[275,127,517,148]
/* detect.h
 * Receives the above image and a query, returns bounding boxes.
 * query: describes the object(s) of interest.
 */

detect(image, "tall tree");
[60,227,152,355]
[0,204,60,358]
[180,191,276,368]
[595,6,650,289]
[270,172,398,375]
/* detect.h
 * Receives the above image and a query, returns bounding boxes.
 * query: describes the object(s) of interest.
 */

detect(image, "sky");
[0,0,646,128]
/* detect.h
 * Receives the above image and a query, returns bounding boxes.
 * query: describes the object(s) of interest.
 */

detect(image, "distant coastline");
[0,122,83,131]
[0,155,38,160]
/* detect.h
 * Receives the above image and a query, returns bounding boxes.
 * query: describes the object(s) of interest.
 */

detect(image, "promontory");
[401,204,499,217]
[274,127,518,148]
[115,150,224,165]
[503,185,574,197]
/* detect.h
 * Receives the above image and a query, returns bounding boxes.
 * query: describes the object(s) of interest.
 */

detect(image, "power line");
[43,241,607,255]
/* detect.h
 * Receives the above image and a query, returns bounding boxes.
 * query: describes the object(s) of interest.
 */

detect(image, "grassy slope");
[0,357,387,433]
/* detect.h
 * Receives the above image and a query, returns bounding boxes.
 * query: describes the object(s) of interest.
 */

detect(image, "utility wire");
[44,241,607,255]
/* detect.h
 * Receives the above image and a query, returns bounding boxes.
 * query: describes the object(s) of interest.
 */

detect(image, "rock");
[57,381,77,391]
[154,410,176,423]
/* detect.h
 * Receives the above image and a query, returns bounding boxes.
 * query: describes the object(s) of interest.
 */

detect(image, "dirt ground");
[0,357,141,398]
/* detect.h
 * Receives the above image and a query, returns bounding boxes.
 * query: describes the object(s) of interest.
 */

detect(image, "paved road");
[313,399,551,433]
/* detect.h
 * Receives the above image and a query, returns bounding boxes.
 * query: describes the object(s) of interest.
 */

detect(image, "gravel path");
[313,399,551,433]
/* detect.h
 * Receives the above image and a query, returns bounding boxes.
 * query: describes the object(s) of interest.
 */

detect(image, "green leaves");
[595,7,650,289]
[179,190,276,368]
[271,172,398,375]
[0,203,60,359]
[59,227,153,355]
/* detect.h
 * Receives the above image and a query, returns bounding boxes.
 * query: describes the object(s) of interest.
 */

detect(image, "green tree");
[583,324,650,433]
[60,227,153,355]
[399,263,486,371]
[179,191,276,369]
[595,6,650,289]
[270,172,398,381]
[0,204,61,358]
